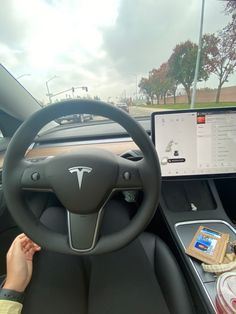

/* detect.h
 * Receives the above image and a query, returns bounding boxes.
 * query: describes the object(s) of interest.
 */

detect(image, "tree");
[224,0,236,14]
[168,79,178,104]
[155,63,170,104]
[148,64,178,105]
[148,69,162,104]
[138,77,155,104]
[223,0,236,45]
[203,31,236,103]
[141,64,179,105]
[168,41,208,104]
[157,63,179,104]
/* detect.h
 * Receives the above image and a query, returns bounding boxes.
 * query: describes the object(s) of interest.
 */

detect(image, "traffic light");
[82,86,88,92]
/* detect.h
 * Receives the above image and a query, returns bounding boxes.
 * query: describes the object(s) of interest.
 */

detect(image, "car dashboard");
[1,112,236,314]
[27,137,139,161]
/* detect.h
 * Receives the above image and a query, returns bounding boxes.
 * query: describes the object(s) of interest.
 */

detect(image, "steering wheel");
[2,100,161,255]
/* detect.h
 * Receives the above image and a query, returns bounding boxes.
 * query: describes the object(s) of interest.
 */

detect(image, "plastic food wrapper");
[202,253,236,273]
[216,272,236,314]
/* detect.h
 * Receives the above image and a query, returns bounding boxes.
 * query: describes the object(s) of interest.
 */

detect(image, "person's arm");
[0,234,41,314]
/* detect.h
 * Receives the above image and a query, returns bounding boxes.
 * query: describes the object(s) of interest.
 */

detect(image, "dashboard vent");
[120,150,143,161]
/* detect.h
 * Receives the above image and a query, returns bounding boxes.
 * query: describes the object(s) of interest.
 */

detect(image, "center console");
[151,108,236,314]
[159,178,236,314]
[176,220,236,313]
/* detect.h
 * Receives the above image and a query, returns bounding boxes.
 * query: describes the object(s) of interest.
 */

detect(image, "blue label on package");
[201,228,221,238]
[194,234,217,255]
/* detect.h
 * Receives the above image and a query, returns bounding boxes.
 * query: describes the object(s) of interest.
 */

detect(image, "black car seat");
[140,232,195,314]
[21,201,195,314]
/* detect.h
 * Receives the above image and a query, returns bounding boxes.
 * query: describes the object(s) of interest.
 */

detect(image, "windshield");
[1,0,236,122]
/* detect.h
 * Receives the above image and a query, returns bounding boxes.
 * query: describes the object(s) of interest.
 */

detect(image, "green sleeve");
[0,300,23,314]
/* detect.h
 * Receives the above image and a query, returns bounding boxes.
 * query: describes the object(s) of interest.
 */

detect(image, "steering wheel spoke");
[115,156,143,190]
[20,158,52,191]
[67,210,103,252]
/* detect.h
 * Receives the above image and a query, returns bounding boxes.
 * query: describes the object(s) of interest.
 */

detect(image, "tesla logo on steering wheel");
[68,166,92,189]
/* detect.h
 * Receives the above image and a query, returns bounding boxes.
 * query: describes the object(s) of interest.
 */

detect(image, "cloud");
[0,1,29,49]
[102,0,231,77]
[0,0,234,102]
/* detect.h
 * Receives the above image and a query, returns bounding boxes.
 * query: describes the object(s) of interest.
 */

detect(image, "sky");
[0,0,234,104]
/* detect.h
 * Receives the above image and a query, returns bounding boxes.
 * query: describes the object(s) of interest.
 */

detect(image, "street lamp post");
[46,75,58,104]
[16,73,31,80]
[191,0,205,108]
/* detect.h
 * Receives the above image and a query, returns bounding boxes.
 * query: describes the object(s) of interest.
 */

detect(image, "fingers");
[17,233,26,240]
[8,233,41,260]
[16,233,41,249]
[21,237,41,256]
[22,243,41,261]
[25,246,40,261]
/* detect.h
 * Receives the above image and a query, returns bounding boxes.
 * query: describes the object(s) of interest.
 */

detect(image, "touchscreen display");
[152,108,236,178]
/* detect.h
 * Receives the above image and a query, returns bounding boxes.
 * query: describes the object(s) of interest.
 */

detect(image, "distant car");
[115,103,129,113]
[55,113,93,124]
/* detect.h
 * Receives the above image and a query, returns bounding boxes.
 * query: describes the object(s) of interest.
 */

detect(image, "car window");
[0,0,235,123]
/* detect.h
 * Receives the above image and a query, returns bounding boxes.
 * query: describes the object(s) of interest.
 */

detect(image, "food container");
[216,272,236,313]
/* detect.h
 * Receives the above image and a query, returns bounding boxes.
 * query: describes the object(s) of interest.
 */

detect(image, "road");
[92,105,159,121]
[129,105,167,117]
[58,105,165,125]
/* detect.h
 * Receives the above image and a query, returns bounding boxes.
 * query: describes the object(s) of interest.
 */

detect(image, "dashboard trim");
[27,140,138,159]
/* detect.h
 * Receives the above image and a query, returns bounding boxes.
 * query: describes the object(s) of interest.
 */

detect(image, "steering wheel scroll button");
[31,172,40,181]
[20,162,50,191]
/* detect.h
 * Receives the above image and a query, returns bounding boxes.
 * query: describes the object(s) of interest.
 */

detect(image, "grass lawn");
[140,102,236,110]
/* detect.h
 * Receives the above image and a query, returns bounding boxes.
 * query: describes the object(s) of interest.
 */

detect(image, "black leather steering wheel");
[3,100,161,255]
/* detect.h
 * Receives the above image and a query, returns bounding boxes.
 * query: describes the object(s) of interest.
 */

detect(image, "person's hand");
[3,233,41,292]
